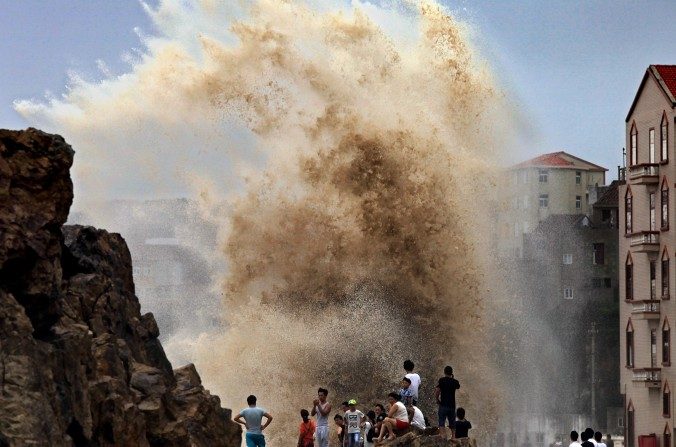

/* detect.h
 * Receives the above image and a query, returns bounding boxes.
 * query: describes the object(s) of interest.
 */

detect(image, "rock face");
[0,128,241,446]
[377,429,476,447]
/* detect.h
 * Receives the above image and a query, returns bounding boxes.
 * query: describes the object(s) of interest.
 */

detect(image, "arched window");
[663,112,670,162]
[665,382,672,418]
[663,178,670,230]
[627,401,635,447]
[626,187,633,234]
[631,122,638,166]
[627,319,635,368]
[663,248,670,299]
[665,424,672,447]
[626,253,634,301]
[664,318,672,366]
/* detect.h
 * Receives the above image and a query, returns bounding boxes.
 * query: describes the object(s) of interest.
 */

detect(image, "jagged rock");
[0,128,241,446]
[376,428,476,447]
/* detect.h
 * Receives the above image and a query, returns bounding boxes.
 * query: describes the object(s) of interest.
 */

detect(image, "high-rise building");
[619,65,676,447]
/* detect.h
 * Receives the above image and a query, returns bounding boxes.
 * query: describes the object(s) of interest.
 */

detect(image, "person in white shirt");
[343,399,365,447]
[594,432,607,447]
[569,430,582,447]
[585,429,598,447]
[410,405,426,430]
[377,393,410,443]
[404,360,421,405]
[364,411,376,447]
[311,387,332,447]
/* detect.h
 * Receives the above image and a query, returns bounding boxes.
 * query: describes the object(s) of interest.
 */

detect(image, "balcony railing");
[632,368,661,386]
[631,300,661,319]
[629,163,659,178]
[632,300,660,313]
[628,163,659,183]
[629,231,660,249]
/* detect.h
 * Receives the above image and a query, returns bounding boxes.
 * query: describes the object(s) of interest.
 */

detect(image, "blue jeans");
[345,432,360,447]
[438,406,455,428]
[246,433,266,447]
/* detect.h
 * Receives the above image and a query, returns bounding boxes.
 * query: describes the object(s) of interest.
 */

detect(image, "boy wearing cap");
[399,378,414,407]
[343,399,365,447]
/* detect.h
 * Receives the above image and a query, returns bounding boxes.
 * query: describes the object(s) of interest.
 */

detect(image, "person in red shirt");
[298,409,316,447]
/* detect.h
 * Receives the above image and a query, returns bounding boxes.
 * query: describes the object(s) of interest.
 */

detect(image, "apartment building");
[520,182,621,429]
[499,152,607,258]
[619,65,676,447]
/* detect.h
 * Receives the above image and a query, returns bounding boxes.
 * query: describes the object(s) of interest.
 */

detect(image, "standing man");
[404,360,421,405]
[234,395,273,447]
[343,399,365,447]
[435,366,460,431]
[312,387,332,447]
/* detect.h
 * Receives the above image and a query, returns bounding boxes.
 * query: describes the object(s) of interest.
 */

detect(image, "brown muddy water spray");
[17,0,521,442]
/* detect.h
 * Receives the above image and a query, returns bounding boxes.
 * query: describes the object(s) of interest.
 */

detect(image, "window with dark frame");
[653,329,659,367]
[652,192,657,231]
[627,403,635,447]
[576,171,581,184]
[663,183,670,229]
[631,123,638,166]
[652,261,658,300]
[664,319,671,366]
[664,426,671,447]
[663,255,670,299]
[626,190,633,234]
[593,243,605,265]
[626,321,634,367]
[576,195,581,209]
[663,113,669,162]
[626,255,634,300]
[664,382,671,418]
[539,194,549,208]
[538,169,548,183]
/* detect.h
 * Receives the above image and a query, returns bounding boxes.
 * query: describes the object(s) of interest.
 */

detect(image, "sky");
[1,0,674,180]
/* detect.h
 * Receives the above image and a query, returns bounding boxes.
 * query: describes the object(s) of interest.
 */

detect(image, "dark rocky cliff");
[0,128,241,446]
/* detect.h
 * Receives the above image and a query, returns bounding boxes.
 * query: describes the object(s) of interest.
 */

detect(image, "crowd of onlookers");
[568,428,614,447]
[234,360,472,447]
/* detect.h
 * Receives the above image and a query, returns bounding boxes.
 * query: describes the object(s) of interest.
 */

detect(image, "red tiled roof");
[511,151,607,171]
[512,152,573,169]
[654,65,676,98]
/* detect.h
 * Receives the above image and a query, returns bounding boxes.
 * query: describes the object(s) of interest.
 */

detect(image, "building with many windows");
[619,65,676,447]
[492,155,622,445]
[498,151,608,258]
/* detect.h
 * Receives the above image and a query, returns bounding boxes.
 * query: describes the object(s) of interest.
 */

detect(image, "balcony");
[628,163,659,184]
[629,231,660,252]
[632,368,661,387]
[631,300,661,320]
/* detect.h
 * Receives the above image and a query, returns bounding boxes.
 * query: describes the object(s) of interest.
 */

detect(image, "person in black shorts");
[454,408,472,439]
[435,365,460,430]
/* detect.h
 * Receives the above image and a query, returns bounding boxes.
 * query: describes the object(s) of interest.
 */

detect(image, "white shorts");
[315,425,329,447]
